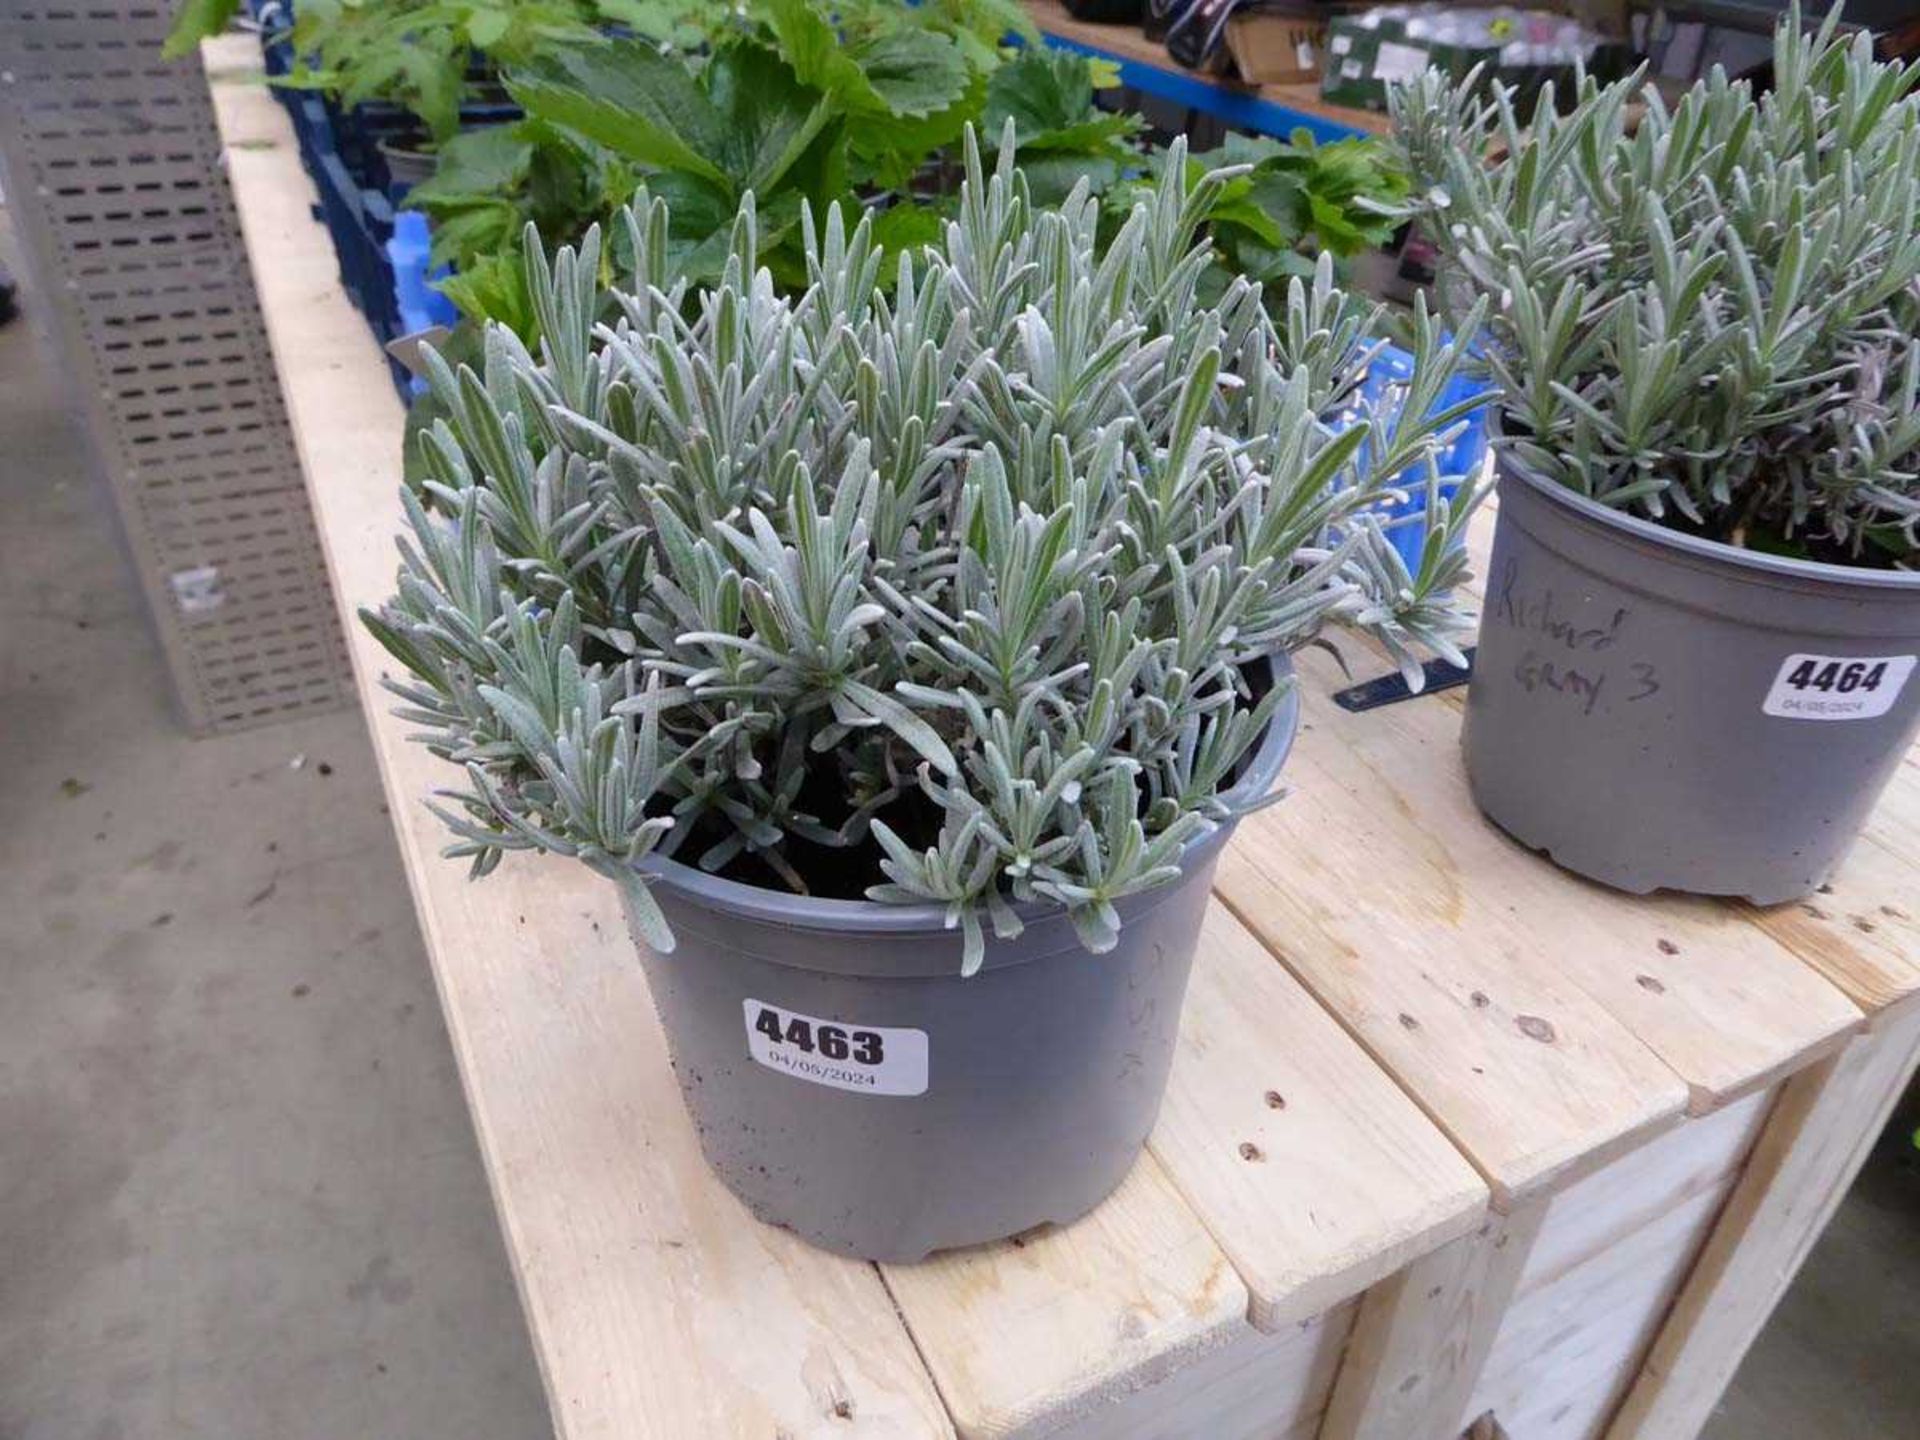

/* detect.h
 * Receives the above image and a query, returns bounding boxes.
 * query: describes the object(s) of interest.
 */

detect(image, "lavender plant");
[1390,8,1920,566]
[363,129,1487,968]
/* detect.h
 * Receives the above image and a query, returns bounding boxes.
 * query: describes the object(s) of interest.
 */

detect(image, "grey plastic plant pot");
[617,658,1300,1263]
[375,140,437,188]
[1465,453,1920,904]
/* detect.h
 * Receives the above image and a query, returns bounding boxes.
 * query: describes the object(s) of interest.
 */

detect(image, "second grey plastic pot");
[376,140,437,189]
[1466,455,1920,904]
[619,659,1300,1263]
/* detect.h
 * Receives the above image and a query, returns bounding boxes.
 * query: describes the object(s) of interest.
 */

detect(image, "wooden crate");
[206,32,1920,1440]
[1220,511,1920,1440]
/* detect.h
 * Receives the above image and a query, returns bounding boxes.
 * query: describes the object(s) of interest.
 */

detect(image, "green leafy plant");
[1392,6,1920,566]
[280,0,608,143]
[592,0,1035,75]
[407,118,632,278]
[502,35,856,289]
[1193,131,1408,282]
[1102,129,1408,299]
[409,22,909,331]
[362,131,1487,967]
[981,48,1141,205]
[421,38,1139,330]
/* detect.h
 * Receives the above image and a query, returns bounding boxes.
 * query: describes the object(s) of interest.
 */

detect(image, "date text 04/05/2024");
[742,1000,930,1096]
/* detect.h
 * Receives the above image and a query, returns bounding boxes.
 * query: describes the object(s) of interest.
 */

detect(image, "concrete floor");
[0,236,549,1436]
[0,223,1915,1440]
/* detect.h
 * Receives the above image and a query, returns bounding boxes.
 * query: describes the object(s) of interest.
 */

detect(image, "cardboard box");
[1226,8,1338,85]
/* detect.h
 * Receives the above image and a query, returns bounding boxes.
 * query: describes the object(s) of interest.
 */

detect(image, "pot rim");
[630,652,1303,935]
[1493,434,1920,595]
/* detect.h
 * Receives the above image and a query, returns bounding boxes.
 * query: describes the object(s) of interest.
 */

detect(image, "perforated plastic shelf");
[1,3,352,733]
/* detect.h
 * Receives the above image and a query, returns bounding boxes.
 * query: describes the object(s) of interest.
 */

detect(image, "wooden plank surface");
[207,48,954,1440]
[1216,698,1692,1208]
[1032,1305,1356,1440]
[1739,832,1920,1026]
[1226,480,1880,1428]
[1251,636,1864,1113]
[1148,904,1488,1332]
[1223,494,1865,1207]
[880,1152,1248,1440]
[1023,0,1389,137]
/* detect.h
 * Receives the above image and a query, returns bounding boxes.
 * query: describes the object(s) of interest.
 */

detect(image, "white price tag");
[1762,653,1915,721]
[1373,41,1431,82]
[742,999,928,1096]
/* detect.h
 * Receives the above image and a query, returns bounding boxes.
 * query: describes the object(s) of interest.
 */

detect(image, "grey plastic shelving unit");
[0,2,352,733]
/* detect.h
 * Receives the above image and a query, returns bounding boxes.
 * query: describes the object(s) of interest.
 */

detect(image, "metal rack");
[0,2,351,733]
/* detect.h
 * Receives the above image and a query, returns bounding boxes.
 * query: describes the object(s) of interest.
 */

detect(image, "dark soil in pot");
[1465,453,1920,905]
[620,658,1301,1263]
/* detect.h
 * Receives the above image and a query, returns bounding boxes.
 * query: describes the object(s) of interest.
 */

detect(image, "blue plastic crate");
[385,211,461,398]
[1335,340,1492,573]
[310,152,417,398]
[284,93,337,183]
[388,212,460,334]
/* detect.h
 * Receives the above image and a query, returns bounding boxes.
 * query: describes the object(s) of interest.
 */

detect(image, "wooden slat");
[1318,1202,1547,1440]
[880,1152,1249,1440]
[1265,637,1864,1113]
[1604,1005,1920,1440]
[1216,709,1690,1208]
[1148,905,1488,1332]
[1472,1180,1737,1428]
[1517,1086,1773,1299]
[1489,1368,1627,1440]
[208,49,953,1440]
[1860,749,1920,868]
[1749,831,1920,1025]
[1046,1301,1355,1440]
[1313,1087,1770,1440]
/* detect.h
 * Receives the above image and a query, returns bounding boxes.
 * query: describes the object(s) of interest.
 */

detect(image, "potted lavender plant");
[363,131,1485,1260]
[1393,8,1920,904]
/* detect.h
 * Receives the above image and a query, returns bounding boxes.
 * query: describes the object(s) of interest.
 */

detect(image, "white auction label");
[1373,41,1431,82]
[742,999,928,1096]
[1762,653,1916,721]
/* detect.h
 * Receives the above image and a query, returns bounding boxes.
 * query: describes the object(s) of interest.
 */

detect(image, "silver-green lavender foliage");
[362,130,1487,969]
[1391,9,1920,563]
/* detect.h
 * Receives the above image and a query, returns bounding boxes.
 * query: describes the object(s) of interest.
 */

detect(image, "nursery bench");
[207,35,1920,1440]
[1024,0,1388,147]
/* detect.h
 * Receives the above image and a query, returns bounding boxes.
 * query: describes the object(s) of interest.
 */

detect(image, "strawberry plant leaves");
[852,29,971,119]
[766,0,969,119]
[506,40,730,186]
[703,40,838,193]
